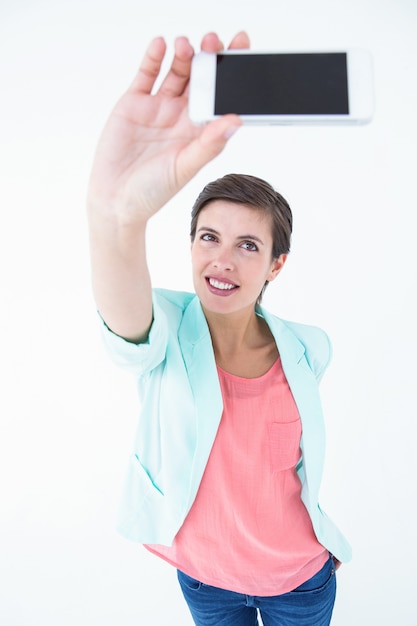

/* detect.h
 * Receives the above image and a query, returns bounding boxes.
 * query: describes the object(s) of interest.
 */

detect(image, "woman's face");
[191,201,287,317]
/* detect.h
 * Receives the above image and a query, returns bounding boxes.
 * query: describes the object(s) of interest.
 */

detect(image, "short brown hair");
[190,174,293,302]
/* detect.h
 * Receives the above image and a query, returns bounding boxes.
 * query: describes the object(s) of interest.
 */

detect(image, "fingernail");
[224,125,240,139]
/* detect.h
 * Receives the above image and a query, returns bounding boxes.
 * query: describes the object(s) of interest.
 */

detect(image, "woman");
[87,31,351,626]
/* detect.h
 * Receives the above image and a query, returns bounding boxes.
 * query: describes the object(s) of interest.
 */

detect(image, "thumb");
[177,115,242,185]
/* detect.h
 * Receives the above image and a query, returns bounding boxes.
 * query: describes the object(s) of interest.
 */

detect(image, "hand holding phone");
[88,33,249,221]
[189,49,374,125]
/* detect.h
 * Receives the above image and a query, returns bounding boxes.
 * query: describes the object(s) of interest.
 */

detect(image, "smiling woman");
[190,173,292,305]
[191,199,286,313]
[87,30,350,626]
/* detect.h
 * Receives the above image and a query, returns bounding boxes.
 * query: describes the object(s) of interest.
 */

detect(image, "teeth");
[209,278,236,290]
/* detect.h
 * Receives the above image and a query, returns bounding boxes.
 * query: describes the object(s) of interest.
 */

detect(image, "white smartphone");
[189,49,374,125]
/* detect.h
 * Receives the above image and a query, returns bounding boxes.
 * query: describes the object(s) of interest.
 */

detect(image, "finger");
[227,31,250,50]
[176,114,242,185]
[180,32,223,99]
[200,32,224,53]
[129,37,167,94]
[158,36,194,97]
[200,31,250,53]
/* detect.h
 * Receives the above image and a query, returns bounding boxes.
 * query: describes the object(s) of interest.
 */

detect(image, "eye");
[200,233,218,242]
[240,240,258,252]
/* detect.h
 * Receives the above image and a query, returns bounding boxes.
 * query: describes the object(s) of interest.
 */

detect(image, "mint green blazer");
[100,288,351,562]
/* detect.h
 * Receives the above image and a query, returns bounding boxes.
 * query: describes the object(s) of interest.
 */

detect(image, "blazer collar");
[178,296,306,367]
[257,305,306,365]
[178,295,211,348]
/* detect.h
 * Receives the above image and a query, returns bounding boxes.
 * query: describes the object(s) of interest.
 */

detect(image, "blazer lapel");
[260,309,326,503]
[178,297,224,488]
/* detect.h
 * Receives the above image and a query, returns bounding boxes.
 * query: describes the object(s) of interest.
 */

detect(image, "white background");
[1,0,416,624]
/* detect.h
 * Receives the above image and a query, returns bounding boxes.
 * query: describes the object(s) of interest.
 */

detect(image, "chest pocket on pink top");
[268,420,302,472]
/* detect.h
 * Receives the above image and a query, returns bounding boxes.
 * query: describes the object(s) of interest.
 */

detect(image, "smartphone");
[189,49,374,125]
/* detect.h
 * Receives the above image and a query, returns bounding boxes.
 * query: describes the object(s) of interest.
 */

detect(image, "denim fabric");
[177,554,336,626]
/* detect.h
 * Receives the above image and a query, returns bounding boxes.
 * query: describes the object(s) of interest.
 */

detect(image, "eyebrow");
[196,226,265,246]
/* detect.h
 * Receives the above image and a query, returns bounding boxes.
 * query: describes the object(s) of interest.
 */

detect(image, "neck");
[203,305,264,354]
[202,305,278,377]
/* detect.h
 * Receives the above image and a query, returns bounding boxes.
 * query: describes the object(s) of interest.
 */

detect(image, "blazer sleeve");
[97,291,170,377]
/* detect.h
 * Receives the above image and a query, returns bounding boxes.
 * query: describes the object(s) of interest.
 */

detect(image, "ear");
[266,254,288,282]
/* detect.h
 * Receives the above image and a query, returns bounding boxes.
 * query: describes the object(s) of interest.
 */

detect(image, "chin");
[200,296,257,318]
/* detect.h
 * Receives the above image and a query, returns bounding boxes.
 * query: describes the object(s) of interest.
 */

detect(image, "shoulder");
[153,288,195,314]
[284,319,331,374]
[261,308,332,380]
[282,318,331,358]
[152,288,197,329]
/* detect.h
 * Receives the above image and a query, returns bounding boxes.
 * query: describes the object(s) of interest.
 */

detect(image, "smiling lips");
[206,277,238,295]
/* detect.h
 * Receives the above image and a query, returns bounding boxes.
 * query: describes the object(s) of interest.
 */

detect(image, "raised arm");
[87,32,249,342]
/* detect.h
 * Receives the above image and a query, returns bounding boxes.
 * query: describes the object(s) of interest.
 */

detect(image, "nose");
[212,247,234,271]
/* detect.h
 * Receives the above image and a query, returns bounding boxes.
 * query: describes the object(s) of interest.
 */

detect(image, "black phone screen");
[215,53,349,115]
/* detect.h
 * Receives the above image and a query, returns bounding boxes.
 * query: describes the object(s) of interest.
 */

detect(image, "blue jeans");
[177,554,336,626]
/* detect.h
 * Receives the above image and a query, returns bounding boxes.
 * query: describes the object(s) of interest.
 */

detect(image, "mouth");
[206,276,239,296]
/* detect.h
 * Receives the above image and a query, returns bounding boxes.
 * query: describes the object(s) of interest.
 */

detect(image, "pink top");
[146,358,327,595]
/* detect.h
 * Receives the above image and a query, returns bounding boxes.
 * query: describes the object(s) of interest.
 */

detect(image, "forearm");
[88,210,153,343]
[85,32,248,343]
